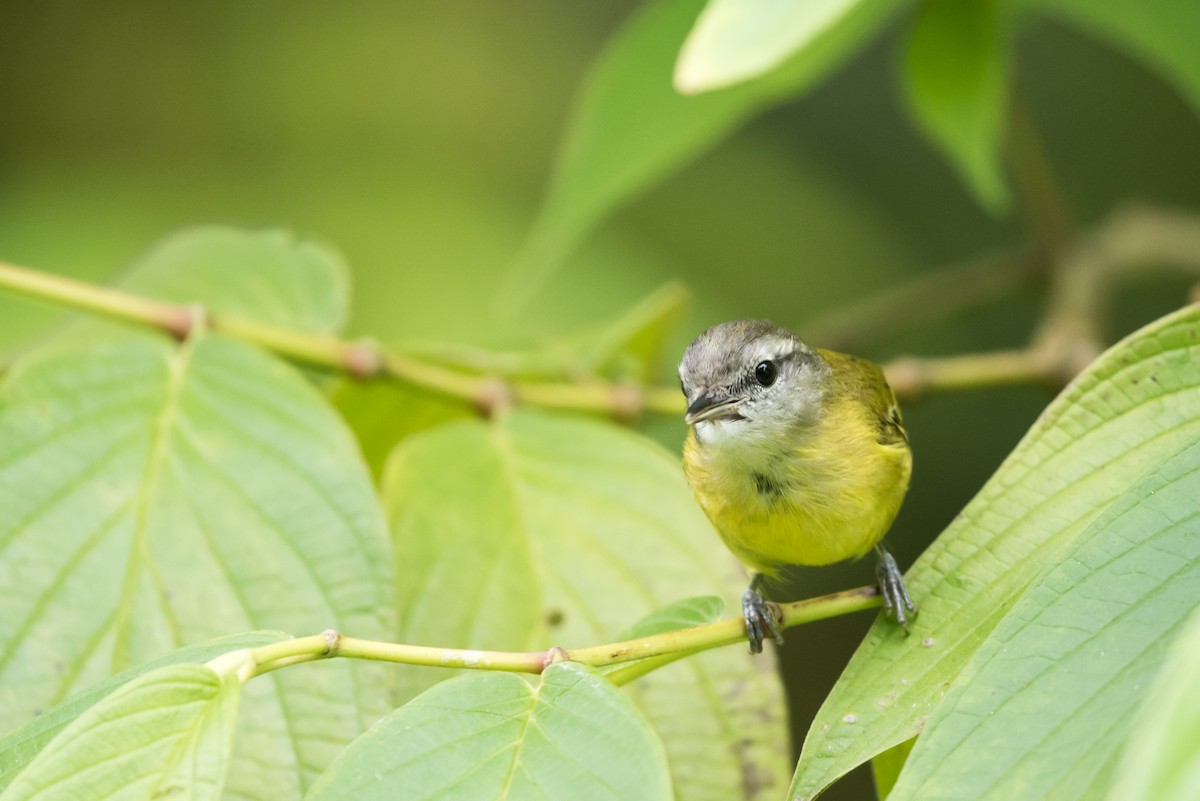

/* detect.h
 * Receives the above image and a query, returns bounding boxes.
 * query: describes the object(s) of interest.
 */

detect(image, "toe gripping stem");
[742,576,784,655]
[875,545,918,631]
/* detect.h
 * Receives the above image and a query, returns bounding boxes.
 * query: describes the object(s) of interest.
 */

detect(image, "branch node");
[474,378,513,418]
[610,384,643,423]
[343,339,385,379]
[542,646,569,670]
[164,303,210,342]
[321,628,343,657]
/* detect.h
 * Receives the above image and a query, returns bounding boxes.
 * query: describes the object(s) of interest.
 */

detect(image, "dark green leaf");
[902,0,1010,211]
[1030,0,1200,118]
[502,0,901,307]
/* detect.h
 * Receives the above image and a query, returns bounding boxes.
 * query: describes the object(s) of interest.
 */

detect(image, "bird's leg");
[743,573,784,654]
[875,544,917,631]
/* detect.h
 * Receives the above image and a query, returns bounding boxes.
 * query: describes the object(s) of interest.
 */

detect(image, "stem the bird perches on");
[232,586,883,686]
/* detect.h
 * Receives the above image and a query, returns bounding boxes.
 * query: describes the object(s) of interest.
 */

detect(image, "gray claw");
[876,547,918,632]
[742,588,783,654]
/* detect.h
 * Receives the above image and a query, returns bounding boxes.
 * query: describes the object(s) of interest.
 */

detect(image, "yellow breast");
[683,392,911,574]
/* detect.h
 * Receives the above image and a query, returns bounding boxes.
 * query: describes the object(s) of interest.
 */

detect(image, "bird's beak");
[684,392,744,425]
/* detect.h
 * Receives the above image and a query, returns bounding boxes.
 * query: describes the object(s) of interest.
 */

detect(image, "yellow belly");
[683,420,911,574]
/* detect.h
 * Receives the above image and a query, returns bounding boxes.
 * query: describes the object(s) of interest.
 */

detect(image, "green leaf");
[0,631,286,792]
[305,661,672,801]
[887,437,1200,800]
[620,596,726,639]
[675,0,897,93]
[1030,0,1200,118]
[503,0,901,308]
[0,663,240,801]
[871,738,915,800]
[329,378,475,479]
[0,334,391,798]
[902,0,1010,212]
[117,226,351,333]
[790,304,1200,800]
[1106,604,1200,801]
[383,410,790,801]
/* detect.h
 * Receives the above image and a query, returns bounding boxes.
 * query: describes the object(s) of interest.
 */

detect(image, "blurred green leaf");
[383,410,790,801]
[1106,604,1200,801]
[902,0,1010,212]
[503,0,901,308]
[871,738,915,800]
[305,661,672,801]
[116,226,351,333]
[620,596,726,639]
[790,304,1200,800]
[0,631,286,793]
[888,437,1200,800]
[0,663,240,801]
[329,378,475,479]
[0,334,391,799]
[675,0,896,93]
[1030,0,1200,117]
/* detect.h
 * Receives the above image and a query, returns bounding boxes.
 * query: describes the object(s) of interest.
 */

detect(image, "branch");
[3,202,1199,410]
[233,586,882,682]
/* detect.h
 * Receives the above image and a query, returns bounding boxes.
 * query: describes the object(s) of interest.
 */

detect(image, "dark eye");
[754,360,777,387]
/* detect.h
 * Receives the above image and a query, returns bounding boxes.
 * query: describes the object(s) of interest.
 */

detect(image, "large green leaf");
[0,663,240,801]
[502,0,901,307]
[0,334,391,799]
[674,0,896,93]
[902,0,1009,212]
[383,410,790,801]
[888,437,1200,800]
[304,661,672,801]
[0,631,286,792]
[1106,605,1200,801]
[790,304,1200,799]
[116,226,351,334]
[1030,0,1200,118]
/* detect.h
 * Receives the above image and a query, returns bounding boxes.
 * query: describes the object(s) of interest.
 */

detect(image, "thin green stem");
[235,585,883,682]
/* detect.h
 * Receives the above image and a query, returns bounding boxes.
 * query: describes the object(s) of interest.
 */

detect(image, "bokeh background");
[2,3,1198,798]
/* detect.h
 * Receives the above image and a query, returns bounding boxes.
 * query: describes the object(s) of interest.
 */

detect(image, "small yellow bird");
[679,319,915,653]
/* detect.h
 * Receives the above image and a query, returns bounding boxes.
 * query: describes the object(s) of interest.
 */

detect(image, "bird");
[678,319,915,653]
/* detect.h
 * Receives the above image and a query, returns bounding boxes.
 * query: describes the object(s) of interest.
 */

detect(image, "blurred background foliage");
[2,2,1198,798]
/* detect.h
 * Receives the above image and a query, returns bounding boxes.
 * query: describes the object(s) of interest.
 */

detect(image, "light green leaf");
[383,410,790,801]
[116,226,351,334]
[329,378,474,479]
[503,0,901,308]
[0,334,391,799]
[791,304,1200,800]
[888,437,1200,800]
[1106,604,1200,801]
[0,631,286,792]
[902,0,1010,212]
[675,0,895,93]
[305,661,672,801]
[0,663,240,801]
[620,596,726,639]
[1030,0,1200,118]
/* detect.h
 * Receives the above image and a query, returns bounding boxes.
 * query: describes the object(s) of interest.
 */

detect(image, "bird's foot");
[876,547,917,632]
[742,588,784,654]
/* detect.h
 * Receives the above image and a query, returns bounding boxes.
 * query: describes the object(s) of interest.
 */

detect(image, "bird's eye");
[754,360,777,387]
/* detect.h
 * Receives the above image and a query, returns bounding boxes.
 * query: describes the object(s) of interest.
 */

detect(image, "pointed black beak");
[684,392,743,425]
